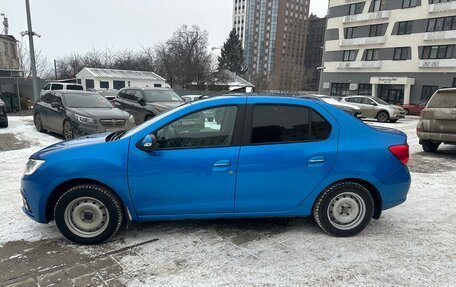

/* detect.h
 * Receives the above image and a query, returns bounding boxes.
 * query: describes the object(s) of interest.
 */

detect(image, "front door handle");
[213,160,231,168]
[308,157,325,164]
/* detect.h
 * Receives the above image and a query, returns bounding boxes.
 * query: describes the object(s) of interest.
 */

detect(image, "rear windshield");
[67,85,84,91]
[64,93,113,108]
[428,91,456,108]
[143,90,183,103]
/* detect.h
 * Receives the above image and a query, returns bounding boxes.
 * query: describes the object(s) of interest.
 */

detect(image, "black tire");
[376,111,389,123]
[313,182,374,237]
[54,184,124,245]
[389,119,399,123]
[0,120,7,128]
[34,113,44,132]
[421,140,440,153]
[63,120,74,140]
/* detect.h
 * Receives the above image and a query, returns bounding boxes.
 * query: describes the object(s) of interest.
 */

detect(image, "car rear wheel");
[313,182,374,237]
[63,120,74,140]
[54,184,124,245]
[421,140,440,153]
[34,113,44,132]
[376,111,389,123]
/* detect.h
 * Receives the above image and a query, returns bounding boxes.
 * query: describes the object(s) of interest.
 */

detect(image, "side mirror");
[51,102,62,109]
[138,98,146,106]
[136,134,158,152]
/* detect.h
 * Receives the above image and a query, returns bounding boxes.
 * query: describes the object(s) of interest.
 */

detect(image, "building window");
[369,24,383,37]
[345,27,356,39]
[358,84,372,95]
[100,81,110,89]
[113,80,125,90]
[372,0,382,12]
[402,0,418,8]
[343,50,357,62]
[421,86,439,102]
[398,21,413,35]
[331,83,350,97]
[421,45,455,59]
[430,0,456,3]
[85,79,94,89]
[365,49,379,61]
[394,47,410,60]
[427,16,456,32]
[349,3,363,15]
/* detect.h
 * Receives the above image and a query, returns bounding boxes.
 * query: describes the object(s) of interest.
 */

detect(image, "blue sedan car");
[21,95,411,244]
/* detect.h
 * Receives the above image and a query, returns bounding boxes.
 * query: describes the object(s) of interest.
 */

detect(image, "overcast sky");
[2,0,328,61]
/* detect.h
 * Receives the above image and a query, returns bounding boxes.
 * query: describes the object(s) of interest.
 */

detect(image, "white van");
[40,82,84,97]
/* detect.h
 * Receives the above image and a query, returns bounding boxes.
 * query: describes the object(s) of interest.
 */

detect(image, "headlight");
[75,114,97,124]
[128,115,135,124]
[24,159,45,176]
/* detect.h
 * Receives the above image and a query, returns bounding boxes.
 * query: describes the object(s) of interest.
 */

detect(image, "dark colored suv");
[34,91,135,140]
[114,88,184,124]
[0,99,8,128]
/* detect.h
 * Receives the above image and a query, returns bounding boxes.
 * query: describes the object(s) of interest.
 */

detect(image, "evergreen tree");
[218,29,246,75]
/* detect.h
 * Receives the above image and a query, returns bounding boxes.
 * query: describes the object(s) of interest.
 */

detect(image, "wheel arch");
[376,109,390,118]
[317,178,383,220]
[45,178,126,222]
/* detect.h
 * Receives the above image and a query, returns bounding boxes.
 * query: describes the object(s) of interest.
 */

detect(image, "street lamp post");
[24,0,39,102]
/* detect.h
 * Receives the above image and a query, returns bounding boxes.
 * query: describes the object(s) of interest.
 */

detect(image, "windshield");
[428,91,456,108]
[64,93,113,108]
[143,90,183,103]
[374,98,389,105]
[321,97,341,105]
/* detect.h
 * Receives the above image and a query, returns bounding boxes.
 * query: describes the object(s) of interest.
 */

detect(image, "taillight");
[389,144,409,165]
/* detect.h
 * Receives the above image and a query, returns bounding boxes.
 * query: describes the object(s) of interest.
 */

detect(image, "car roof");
[197,94,322,106]
[120,87,171,91]
[53,90,98,96]
[435,88,456,93]
[46,82,82,86]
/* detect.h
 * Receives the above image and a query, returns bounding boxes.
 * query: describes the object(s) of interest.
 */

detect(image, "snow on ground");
[0,116,456,286]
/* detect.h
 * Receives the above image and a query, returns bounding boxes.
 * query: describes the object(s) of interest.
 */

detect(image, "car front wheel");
[54,184,124,245]
[63,120,75,140]
[34,113,44,132]
[313,182,374,237]
[376,111,389,123]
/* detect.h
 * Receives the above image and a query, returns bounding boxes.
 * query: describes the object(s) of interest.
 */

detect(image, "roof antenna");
[0,13,8,35]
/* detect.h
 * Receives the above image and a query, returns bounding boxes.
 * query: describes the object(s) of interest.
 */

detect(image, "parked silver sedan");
[341,96,406,123]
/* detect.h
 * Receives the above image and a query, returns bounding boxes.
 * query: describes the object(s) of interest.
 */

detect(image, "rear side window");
[428,92,456,108]
[346,97,361,103]
[251,105,331,144]
[67,85,84,91]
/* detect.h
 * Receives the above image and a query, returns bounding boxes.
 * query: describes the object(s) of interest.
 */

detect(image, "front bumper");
[21,178,50,223]
[74,121,134,137]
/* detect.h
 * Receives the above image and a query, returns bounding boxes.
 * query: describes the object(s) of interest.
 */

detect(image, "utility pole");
[54,59,57,80]
[25,0,39,102]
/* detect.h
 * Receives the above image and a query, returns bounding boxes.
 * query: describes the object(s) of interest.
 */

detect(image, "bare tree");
[18,38,52,79]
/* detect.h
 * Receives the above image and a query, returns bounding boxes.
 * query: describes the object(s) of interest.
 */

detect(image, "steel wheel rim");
[327,192,366,230]
[64,122,73,139]
[64,197,110,238]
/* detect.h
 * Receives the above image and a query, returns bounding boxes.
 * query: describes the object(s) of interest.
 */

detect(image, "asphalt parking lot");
[0,115,455,286]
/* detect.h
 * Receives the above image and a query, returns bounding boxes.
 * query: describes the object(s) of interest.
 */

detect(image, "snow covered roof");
[77,68,166,81]
[216,69,255,88]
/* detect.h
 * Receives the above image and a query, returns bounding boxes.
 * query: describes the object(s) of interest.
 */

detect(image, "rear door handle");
[213,160,231,168]
[308,157,325,164]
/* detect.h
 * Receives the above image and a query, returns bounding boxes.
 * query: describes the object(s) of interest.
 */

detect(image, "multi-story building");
[0,34,20,71]
[304,14,327,91]
[235,0,310,91]
[320,0,456,105]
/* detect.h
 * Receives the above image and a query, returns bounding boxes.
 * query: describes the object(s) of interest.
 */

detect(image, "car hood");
[31,133,110,160]
[67,107,130,119]
[146,102,183,113]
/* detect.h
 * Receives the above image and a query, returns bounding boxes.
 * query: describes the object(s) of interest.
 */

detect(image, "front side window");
[251,105,330,144]
[156,106,237,149]
[43,84,50,91]
[51,84,63,91]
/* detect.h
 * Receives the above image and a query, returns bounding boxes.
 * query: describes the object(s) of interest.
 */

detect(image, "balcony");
[429,2,456,13]
[342,11,390,24]
[337,61,382,69]
[340,36,386,47]
[424,30,456,41]
[419,59,456,68]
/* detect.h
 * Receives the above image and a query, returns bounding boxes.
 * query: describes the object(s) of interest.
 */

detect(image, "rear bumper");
[378,166,411,211]
[417,131,456,143]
